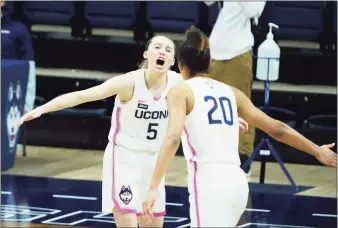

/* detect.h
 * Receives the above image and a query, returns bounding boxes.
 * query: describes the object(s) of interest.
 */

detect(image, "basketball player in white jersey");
[18,35,182,227]
[142,26,337,227]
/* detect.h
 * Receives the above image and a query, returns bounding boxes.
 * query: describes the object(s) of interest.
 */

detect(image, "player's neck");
[193,73,208,78]
[144,69,167,89]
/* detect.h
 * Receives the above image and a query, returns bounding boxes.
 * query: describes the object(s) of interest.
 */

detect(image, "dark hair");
[177,26,210,76]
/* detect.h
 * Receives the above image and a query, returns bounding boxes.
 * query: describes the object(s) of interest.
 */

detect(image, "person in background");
[2,0,36,124]
[204,1,266,175]
[1,1,34,61]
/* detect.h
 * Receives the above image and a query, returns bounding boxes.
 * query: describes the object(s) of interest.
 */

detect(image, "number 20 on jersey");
[204,96,234,125]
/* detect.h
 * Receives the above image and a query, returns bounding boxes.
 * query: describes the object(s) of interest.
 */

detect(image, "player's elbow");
[269,120,289,141]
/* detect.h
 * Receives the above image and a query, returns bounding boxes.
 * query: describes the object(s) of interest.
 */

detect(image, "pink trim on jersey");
[111,107,137,214]
[183,127,201,227]
[153,96,161,101]
[136,211,166,217]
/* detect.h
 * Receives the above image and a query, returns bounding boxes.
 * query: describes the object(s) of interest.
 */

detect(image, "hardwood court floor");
[3,145,337,198]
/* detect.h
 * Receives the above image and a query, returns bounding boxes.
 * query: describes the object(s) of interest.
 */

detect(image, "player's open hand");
[239,117,249,133]
[17,106,43,127]
[142,189,157,225]
[315,143,337,167]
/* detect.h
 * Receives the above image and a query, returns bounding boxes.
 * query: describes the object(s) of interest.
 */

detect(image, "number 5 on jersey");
[204,96,234,125]
[147,123,158,140]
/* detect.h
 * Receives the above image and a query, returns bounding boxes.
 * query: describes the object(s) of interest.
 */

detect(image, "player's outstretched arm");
[18,73,134,126]
[232,87,337,167]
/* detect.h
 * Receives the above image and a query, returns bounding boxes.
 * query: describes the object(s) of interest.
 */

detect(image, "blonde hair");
[138,59,148,69]
[138,38,153,69]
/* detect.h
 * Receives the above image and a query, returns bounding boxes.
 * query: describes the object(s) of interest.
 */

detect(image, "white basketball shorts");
[101,142,166,216]
[188,162,249,227]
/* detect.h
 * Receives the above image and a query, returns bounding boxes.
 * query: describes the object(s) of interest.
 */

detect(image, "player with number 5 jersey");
[103,66,182,221]
[17,35,181,227]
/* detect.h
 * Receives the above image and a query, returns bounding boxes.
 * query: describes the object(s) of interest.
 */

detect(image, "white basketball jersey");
[181,77,241,166]
[108,69,183,154]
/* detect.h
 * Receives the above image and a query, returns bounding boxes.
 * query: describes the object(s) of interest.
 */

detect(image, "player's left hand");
[142,189,157,225]
[316,143,337,167]
[239,117,248,133]
[17,106,43,126]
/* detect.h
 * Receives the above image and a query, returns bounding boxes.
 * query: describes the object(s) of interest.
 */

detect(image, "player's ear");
[171,58,175,66]
[143,51,148,59]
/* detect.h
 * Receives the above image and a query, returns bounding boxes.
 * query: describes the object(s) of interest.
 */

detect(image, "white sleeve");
[239,2,266,19]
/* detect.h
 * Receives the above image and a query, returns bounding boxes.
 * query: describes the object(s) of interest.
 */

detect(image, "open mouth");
[156,58,165,66]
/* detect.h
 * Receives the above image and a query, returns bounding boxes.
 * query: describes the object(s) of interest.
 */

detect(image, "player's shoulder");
[168,70,183,81]
[123,69,145,86]
[128,68,144,76]
[167,69,180,76]
[167,81,192,100]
